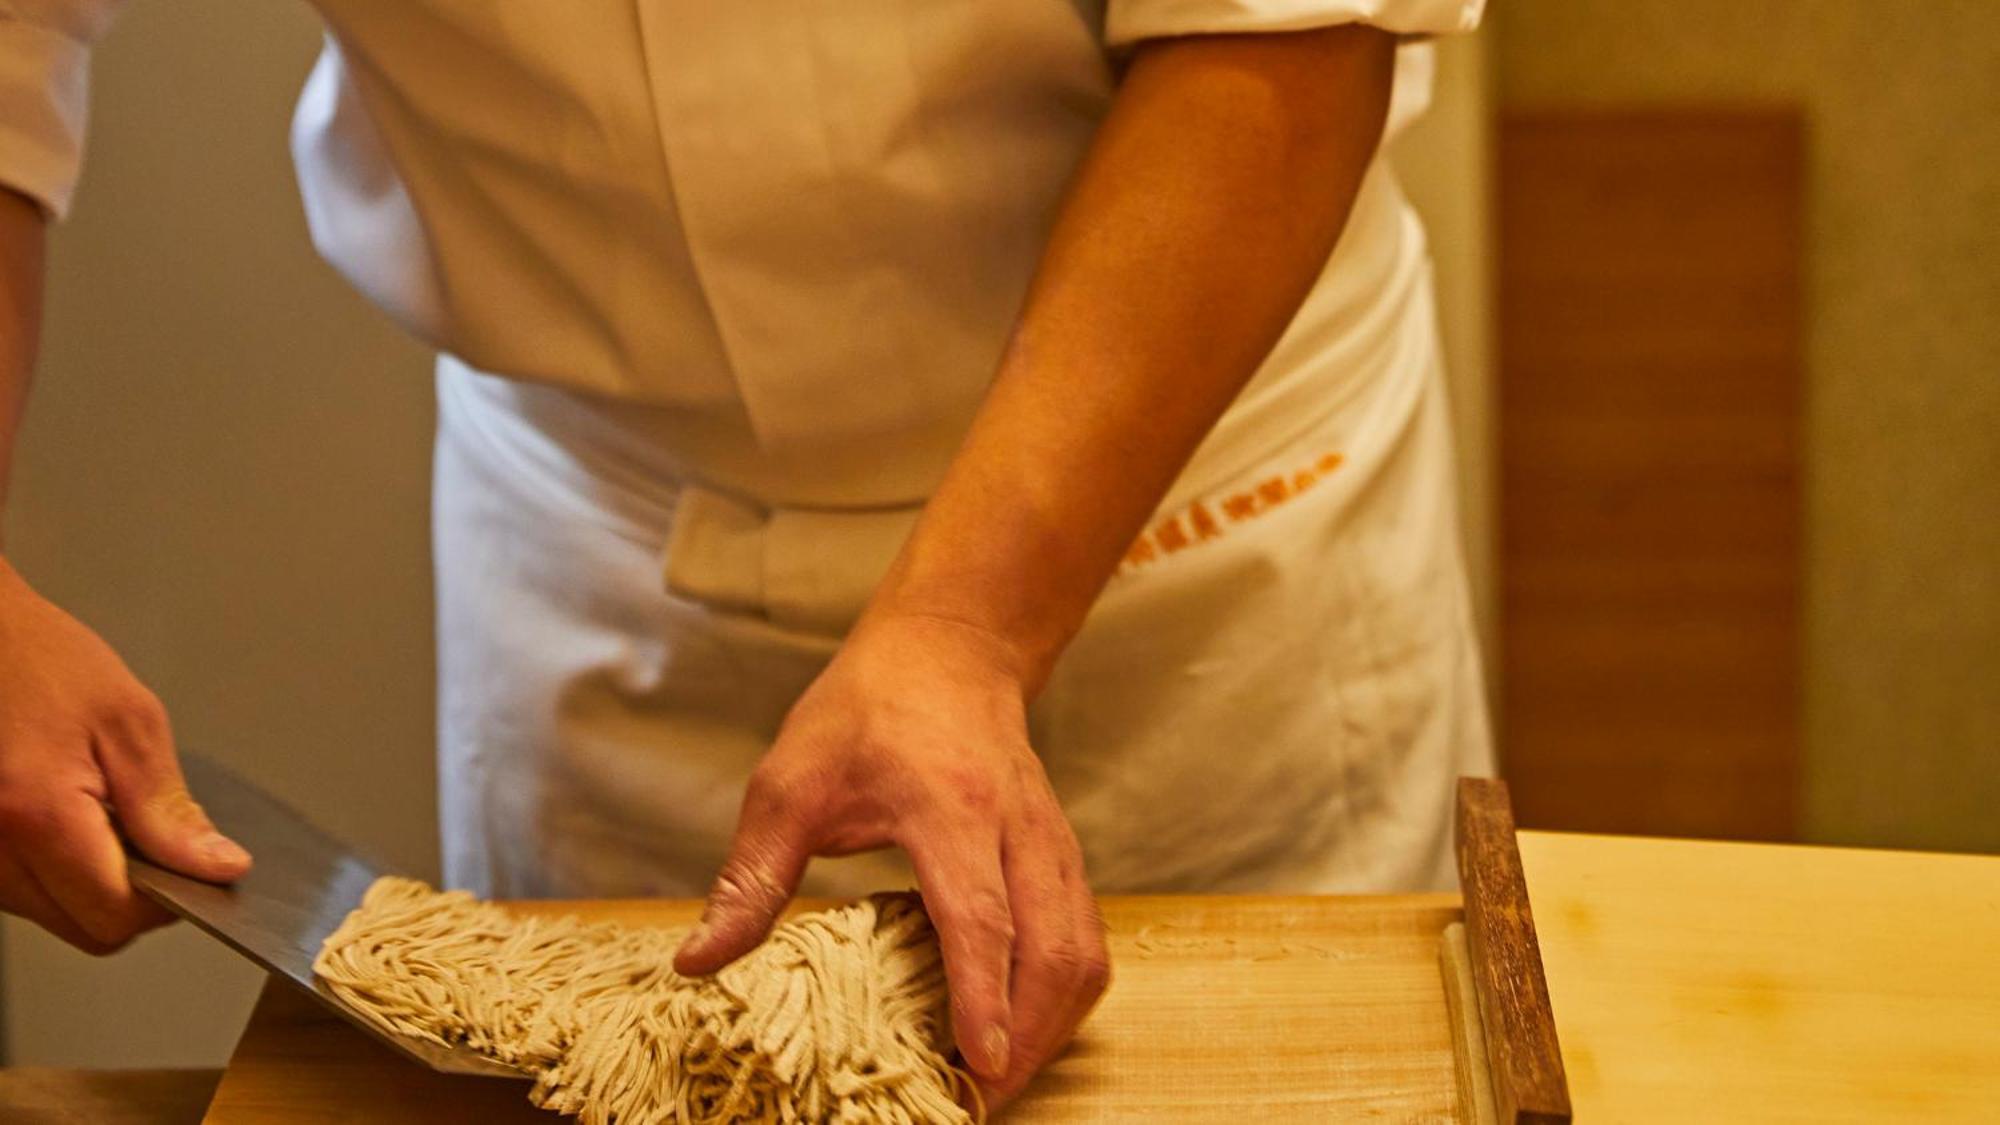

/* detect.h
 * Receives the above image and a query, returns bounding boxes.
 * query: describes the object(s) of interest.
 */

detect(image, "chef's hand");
[674,612,1110,1108]
[0,557,252,952]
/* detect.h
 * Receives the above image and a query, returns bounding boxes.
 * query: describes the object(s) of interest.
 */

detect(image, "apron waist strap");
[665,486,919,637]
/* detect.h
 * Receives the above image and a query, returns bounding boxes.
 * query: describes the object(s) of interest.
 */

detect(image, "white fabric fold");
[1106,0,1482,47]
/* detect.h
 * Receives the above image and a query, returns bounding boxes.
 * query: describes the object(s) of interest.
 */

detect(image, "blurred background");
[3,0,1995,1070]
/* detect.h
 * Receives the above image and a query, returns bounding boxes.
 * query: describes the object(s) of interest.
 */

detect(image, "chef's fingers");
[673,772,811,976]
[902,813,1015,1083]
[16,787,172,948]
[93,699,252,883]
[982,806,1110,1108]
[0,847,124,955]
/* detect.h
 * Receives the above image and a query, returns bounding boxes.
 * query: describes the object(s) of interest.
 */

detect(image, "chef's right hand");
[674,611,1110,1109]
[0,556,252,952]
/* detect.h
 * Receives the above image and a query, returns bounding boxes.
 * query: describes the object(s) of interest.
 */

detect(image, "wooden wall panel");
[1498,110,1803,840]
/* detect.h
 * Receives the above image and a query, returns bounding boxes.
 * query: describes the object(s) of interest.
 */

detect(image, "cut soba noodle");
[313,876,980,1124]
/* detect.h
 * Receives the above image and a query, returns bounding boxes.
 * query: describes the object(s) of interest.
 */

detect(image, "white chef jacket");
[2,0,1493,897]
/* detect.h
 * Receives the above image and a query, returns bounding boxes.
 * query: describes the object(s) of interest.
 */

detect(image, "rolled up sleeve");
[0,0,121,218]
[1105,0,1484,48]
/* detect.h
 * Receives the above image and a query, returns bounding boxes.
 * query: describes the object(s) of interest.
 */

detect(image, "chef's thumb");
[101,736,252,885]
[673,823,807,976]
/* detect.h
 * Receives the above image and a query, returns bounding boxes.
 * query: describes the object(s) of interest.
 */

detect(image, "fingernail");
[200,834,251,868]
[677,921,711,956]
[983,1023,1010,1076]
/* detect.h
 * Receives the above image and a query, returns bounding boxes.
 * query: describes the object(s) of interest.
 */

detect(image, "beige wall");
[1,2,434,1064]
[0,6,1501,1067]
[1499,2,2000,852]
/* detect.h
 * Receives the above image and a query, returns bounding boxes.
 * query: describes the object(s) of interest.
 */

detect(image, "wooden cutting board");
[202,894,1465,1123]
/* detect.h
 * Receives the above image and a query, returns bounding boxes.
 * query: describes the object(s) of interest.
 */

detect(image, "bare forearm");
[0,187,47,522]
[865,25,1397,690]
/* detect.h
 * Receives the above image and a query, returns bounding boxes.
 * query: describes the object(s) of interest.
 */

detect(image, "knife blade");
[126,752,527,1079]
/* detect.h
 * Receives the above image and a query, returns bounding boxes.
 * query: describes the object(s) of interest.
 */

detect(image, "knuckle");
[1077,943,1113,995]
[74,912,137,951]
[1044,807,1086,856]
[141,784,204,826]
[1051,898,1111,996]
[1028,931,1078,974]
[743,766,803,821]
[78,932,133,957]
[134,689,170,731]
[1027,809,1082,860]
[14,903,134,958]
[1012,744,1054,785]
[87,918,148,953]
[956,893,1014,949]
[58,890,144,950]
[103,687,170,742]
[1030,929,1104,990]
[934,765,1000,816]
[711,856,783,910]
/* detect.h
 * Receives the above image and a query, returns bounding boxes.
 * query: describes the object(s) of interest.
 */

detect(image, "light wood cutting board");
[1519,830,2000,1123]
[201,894,1465,1123]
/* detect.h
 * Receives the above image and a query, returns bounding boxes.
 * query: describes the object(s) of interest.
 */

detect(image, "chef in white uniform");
[0,0,1490,1102]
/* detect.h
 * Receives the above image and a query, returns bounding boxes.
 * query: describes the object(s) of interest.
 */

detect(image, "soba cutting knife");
[125,752,528,1078]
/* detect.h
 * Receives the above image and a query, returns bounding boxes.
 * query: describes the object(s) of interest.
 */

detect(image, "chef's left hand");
[673,611,1110,1108]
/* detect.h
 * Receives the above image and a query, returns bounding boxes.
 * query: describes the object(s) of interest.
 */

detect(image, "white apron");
[433,157,1491,900]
